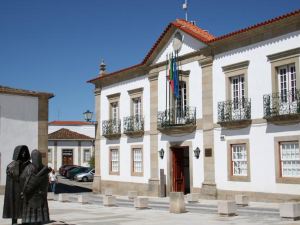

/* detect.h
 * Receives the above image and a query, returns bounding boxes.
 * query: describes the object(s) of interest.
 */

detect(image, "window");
[274,135,300,184]
[267,48,299,95]
[48,149,52,163]
[231,144,247,176]
[227,139,250,182]
[109,148,119,175]
[83,149,91,162]
[132,147,143,176]
[176,81,187,110]
[111,102,119,120]
[278,64,296,102]
[107,93,120,121]
[280,141,300,178]
[132,97,141,117]
[231,75,245,109]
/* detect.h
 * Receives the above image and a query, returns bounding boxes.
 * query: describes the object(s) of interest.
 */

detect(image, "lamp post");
[83,110,98,168]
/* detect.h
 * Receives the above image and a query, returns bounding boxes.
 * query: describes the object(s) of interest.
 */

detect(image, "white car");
[74,169,95,182]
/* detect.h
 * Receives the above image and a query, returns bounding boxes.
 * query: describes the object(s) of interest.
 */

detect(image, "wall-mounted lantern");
[194,147,200,159]
[158,148,164,159]
[83,110,93,122]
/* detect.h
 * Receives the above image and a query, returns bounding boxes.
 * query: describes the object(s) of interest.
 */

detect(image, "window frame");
[109,146,120,175]
[267,48,300,94]
[128,88,143,117]
[83,148,91,163]
[107,93,120,121]
[222,61,249,101]
[227,139,251,182]
[274,135,300,184]
[131,145,143,177]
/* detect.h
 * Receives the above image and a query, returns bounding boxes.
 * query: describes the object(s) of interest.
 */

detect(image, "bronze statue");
[2,145,30,225]
[20,149,51,225]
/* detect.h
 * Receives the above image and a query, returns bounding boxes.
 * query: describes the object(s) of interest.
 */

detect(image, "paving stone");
[218,200,237,216]
[169,192,186,213]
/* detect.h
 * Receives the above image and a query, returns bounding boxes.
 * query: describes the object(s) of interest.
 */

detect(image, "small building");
[88,9,300,202]
[48,121,95,170]
[0,85,53,190]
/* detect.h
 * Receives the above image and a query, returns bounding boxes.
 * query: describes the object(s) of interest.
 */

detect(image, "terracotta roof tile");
[49,121,93,126]
[88,9,300,83]
[209,9,300,43]
[48,128,93,140]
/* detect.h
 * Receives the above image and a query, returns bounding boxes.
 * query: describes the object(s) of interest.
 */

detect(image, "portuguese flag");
[168,56,174,93]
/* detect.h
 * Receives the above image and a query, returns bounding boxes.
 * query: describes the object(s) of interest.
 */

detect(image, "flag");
[168,55,174,93]
[173,56,179,99]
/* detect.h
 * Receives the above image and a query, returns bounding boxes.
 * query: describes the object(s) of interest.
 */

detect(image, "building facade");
[0,85,53,189]
[48,121,95,170]
[89,10,300,201]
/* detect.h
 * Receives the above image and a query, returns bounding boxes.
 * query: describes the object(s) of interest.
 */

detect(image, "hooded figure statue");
[2,145,30,225]
[20,149,51,224]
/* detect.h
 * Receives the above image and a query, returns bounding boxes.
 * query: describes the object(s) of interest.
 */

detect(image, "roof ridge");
[49,128,93,140]
[210,9,300,42]
[87,9,300,83]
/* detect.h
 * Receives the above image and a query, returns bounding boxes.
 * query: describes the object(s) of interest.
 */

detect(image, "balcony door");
[231,75,245,119]
[278,64,297,113]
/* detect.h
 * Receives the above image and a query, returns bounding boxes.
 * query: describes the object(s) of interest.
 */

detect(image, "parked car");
[74,169,95,182]
[61,165,80,177]
[59,165,74,175]
[66,167,91,180]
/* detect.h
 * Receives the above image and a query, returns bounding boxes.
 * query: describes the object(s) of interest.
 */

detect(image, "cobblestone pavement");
[1,194,300,225]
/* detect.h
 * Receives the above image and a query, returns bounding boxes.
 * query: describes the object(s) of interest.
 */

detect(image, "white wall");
[215,124,300,195]
[48,140,93,170]
[100,75,150,183]
[49,125,95,138]
[213,31,300,195]
[213,30,300,122]
[0,93,38,185]
[154,30,207,64]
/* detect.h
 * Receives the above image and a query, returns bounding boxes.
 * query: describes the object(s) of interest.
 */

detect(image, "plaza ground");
[1,193,300,225]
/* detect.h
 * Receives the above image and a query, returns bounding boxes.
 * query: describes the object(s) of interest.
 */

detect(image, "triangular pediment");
[142,19,215,65]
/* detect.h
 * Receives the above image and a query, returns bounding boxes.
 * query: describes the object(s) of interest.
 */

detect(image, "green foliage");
[89,154,95,169]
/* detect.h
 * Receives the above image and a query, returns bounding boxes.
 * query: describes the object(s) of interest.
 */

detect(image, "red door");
[62,149,73,165]
[172,148,185,192]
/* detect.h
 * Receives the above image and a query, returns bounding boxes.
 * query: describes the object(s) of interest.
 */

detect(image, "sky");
[0,0,299,122]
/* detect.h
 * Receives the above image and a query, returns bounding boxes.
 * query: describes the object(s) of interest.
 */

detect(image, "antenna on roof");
[182,0,188,21]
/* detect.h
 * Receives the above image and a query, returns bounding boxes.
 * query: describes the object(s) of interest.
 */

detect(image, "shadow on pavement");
[49,182,92,194]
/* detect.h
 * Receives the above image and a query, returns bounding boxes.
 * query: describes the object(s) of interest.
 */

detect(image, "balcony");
[263,89,300,124]
[123,115,144,138]
[218,98,251,129]
[157,106,196,135]
[102,119,121,139]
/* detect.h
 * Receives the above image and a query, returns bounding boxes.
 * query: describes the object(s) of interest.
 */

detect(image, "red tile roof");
[209,9,300,43]
[48,128,93,140]
[49,121,93,126]
[0,85,54,98]
[88,9,300,83]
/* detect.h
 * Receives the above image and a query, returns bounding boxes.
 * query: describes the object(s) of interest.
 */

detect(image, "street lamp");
[194,147,200,159]
[83,110,93,122]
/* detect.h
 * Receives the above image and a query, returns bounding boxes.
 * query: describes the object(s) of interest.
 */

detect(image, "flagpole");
[165,54,168,119]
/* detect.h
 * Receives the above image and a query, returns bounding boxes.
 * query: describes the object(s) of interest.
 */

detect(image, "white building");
[48,121,95,170]
[0,85,53,190]
[88,10,300,201]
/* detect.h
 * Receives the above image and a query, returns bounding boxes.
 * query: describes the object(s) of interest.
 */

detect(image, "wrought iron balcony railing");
[157,106,196,129]
[123,115,144,135]
[263,89,300,119]
[102,119,121,138]
[218,98,251,124]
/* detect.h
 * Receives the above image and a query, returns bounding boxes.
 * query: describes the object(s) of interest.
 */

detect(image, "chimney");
[99,59,106,76]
